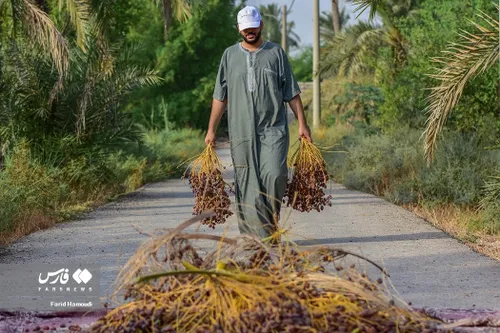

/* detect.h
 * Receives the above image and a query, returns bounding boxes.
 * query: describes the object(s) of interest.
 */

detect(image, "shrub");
[142,128,204,164]
[0,128,204,240]
[477,174,500,234]
[0,142,59,231]
[419,133,499,205]
[338,129,423,198]
[328,128,499,210]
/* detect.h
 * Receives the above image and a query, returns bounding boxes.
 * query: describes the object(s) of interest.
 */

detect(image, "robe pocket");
[263,68,278,76]
[263,68,279,92]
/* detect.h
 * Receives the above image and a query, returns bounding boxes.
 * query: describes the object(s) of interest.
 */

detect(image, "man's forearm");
[208,98,227,133]
[288,95,308,128]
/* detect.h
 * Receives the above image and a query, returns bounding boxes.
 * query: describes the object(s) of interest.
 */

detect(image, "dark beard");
[242,30,262,44]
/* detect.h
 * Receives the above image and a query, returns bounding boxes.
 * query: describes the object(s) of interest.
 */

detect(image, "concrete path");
[0,147,499,311]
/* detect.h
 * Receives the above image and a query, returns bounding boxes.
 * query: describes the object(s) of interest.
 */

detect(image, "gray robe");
[213,41,301,238]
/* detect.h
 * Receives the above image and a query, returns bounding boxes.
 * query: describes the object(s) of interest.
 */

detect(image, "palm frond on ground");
[423,8,499,164]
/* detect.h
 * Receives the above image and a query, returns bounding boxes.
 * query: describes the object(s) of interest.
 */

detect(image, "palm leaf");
[423,8,499,164]
[320,21,383,79]
[173,0,192,22]
[22,0,69,76]
[57,0,91,51]
[351,0,380,20]
[71,33,161,138]
[153,0,196,39]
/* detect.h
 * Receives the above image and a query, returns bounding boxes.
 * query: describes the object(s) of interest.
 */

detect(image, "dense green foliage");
[1,0,498,242]
[315,0,499,235]
[0,0,226,237]
[319,128,499,234]
[126,0,240,129]
[0,0,311,240]
[376,0,499,132]
[0,130,204,233]
[290,47,313,82]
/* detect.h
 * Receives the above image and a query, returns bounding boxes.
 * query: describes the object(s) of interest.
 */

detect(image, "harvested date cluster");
[89,219,442,333]
[183,145,232,228]
[284,138,332,212]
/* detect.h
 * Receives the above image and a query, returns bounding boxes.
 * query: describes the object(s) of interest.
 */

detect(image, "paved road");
[0,147,499,312]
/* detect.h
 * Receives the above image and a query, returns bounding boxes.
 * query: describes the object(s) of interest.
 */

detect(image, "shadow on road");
[101,204,194,211]
[294,231,450,246]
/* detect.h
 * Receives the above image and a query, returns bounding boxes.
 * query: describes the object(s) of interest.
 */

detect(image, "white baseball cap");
[237,6,262,31]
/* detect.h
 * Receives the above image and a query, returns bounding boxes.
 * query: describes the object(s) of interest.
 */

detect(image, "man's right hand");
[205,130,216,146]
[205,98,227,146]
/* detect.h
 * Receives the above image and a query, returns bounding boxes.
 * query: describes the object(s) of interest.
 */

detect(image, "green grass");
[0,129,204,242]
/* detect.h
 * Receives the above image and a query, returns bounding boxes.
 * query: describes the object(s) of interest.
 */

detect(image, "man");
[205,5,311,240]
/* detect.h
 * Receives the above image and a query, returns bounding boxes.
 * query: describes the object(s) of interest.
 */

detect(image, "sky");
[245,0,372,49]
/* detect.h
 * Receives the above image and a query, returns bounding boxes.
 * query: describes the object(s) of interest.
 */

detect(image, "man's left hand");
[299,125,312,142]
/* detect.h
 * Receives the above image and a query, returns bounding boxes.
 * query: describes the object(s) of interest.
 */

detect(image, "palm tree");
[0,26,161,148]
[285,20,301,50]
[154,0,194,40]
[423,8,499,164]
[350,0,420,68]
[320,0,419,79]
[320,8,350,40]
[351,0,419,21]
[0,0,91,77]
[331,0,341,34]
[0,0,91,169]
[321,21,383,79]
[258,3,300,51]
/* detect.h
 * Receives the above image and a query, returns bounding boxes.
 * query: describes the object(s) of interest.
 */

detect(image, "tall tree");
[423,8,499,163]
[320,21,383,78]
[0,0,91,168]
[320,8,349,39]
[349,0,420,68]
[154,0,193,40]
[258,3,300,50]
[331,0,341,34]
[320,0,420,79]
[128,0,239,129]
[0,0,91,78]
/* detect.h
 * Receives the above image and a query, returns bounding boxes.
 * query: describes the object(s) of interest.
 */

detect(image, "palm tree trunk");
[0,7,3,84]
[281,5,287,53]
[162,0,173,41]
[0,16,3,171]
[331,0,341,34]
